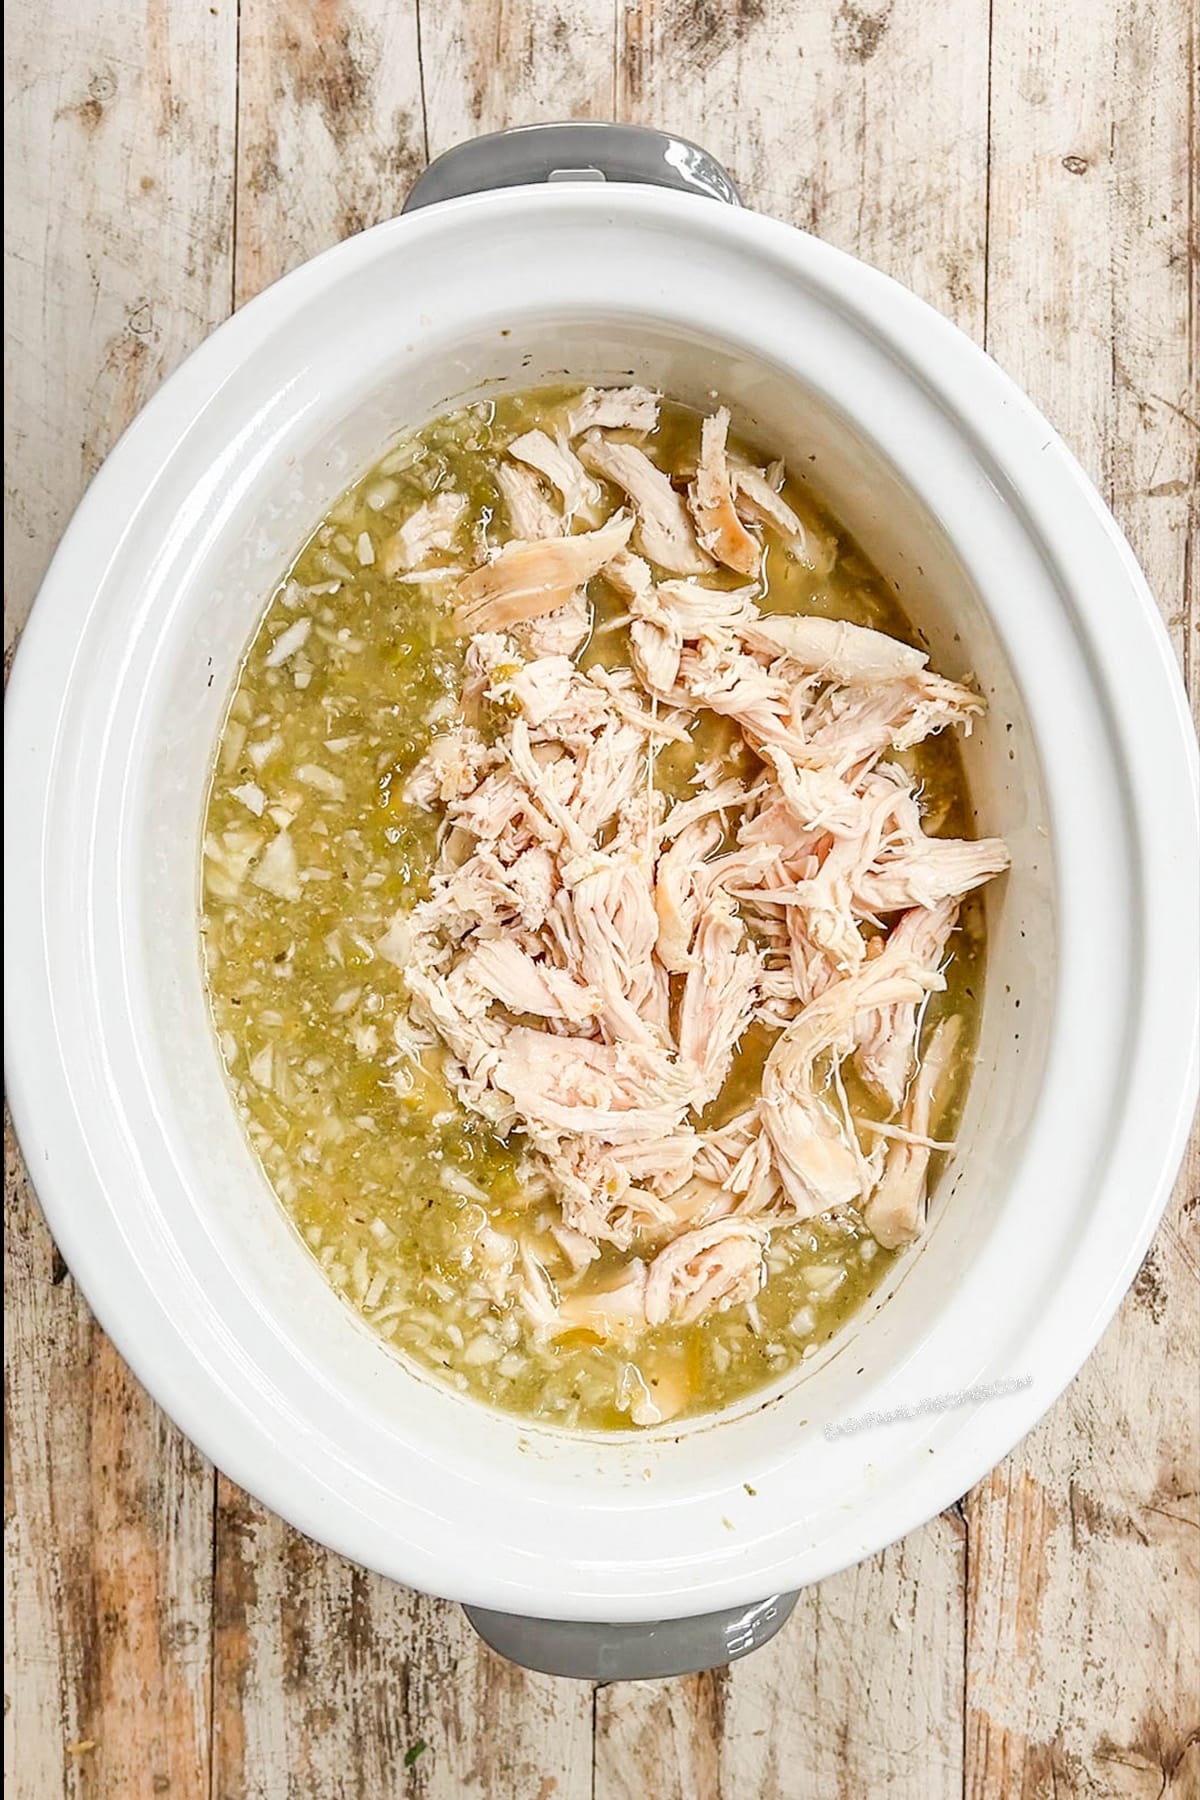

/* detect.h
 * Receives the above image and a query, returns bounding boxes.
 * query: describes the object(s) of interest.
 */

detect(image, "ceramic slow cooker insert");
[5,124,1197,1680]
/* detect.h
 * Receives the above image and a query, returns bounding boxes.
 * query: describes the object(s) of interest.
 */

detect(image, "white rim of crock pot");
[5,185,1198,1618]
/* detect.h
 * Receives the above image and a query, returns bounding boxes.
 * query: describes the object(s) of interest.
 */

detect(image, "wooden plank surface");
[966,3,1200,1795]
[2,0,237,657]
[232,0,426,304]
[420,0,615,153]
[3,2,235,1795]
[595,1518,967,1799]
[4,1121,217,1800]
[4,2,1197,1797]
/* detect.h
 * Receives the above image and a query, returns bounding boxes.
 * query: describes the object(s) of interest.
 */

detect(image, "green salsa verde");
[201,387,986,1432]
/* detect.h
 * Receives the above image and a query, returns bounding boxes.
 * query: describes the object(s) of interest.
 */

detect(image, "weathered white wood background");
[4,2,1197,1795]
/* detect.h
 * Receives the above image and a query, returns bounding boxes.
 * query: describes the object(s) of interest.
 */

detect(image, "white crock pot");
[6,124,1197,1681]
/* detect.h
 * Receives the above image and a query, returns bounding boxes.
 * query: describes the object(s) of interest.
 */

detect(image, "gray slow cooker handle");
[464,1592,798,1682]
[402,120,741,211]
[407,119,780,1682]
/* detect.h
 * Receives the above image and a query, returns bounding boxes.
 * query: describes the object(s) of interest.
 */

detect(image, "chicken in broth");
[201,384,1007,1431]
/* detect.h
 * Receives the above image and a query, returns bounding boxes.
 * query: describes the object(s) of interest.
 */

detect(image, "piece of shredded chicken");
[386,389,1010,1410]
[688,407,762,575]
[454,512,633,634]
[578,434,713,575]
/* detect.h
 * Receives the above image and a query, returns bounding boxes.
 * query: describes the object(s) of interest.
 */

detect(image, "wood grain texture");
[233,0,425,304]
[4,1,234,1793]
[2,0,237,653]
[966,1,1200,1795]
[4,1113,215,1800]
[420,0,615,156]
[965,1160,1200,1800]
[4,1,1198,1796]
[618,0,990,334]
[211,1478,592,1800]
[595,1516,966,1800]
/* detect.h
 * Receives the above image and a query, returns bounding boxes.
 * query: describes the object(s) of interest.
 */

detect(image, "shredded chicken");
[568,384,660,435]
[578,434,713,575]
[855,898,957,1106]
[381,490,467,576]
[743,614,928,684]
[494,460,562,540]
[392,388,1009,1375]
[644,1220,769,1326]
[454,513,633,634]
[863,1015,963,1247]
[654,818,721,972]
[761,940,939,1217]
[508,429,601,521]
[516,590,592,659]
[731,464,836,574]
[688,407,762,575]
[677,892,761,1105]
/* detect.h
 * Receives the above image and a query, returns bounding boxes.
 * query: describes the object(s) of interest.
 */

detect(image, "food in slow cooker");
[201,385,1009,1430]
